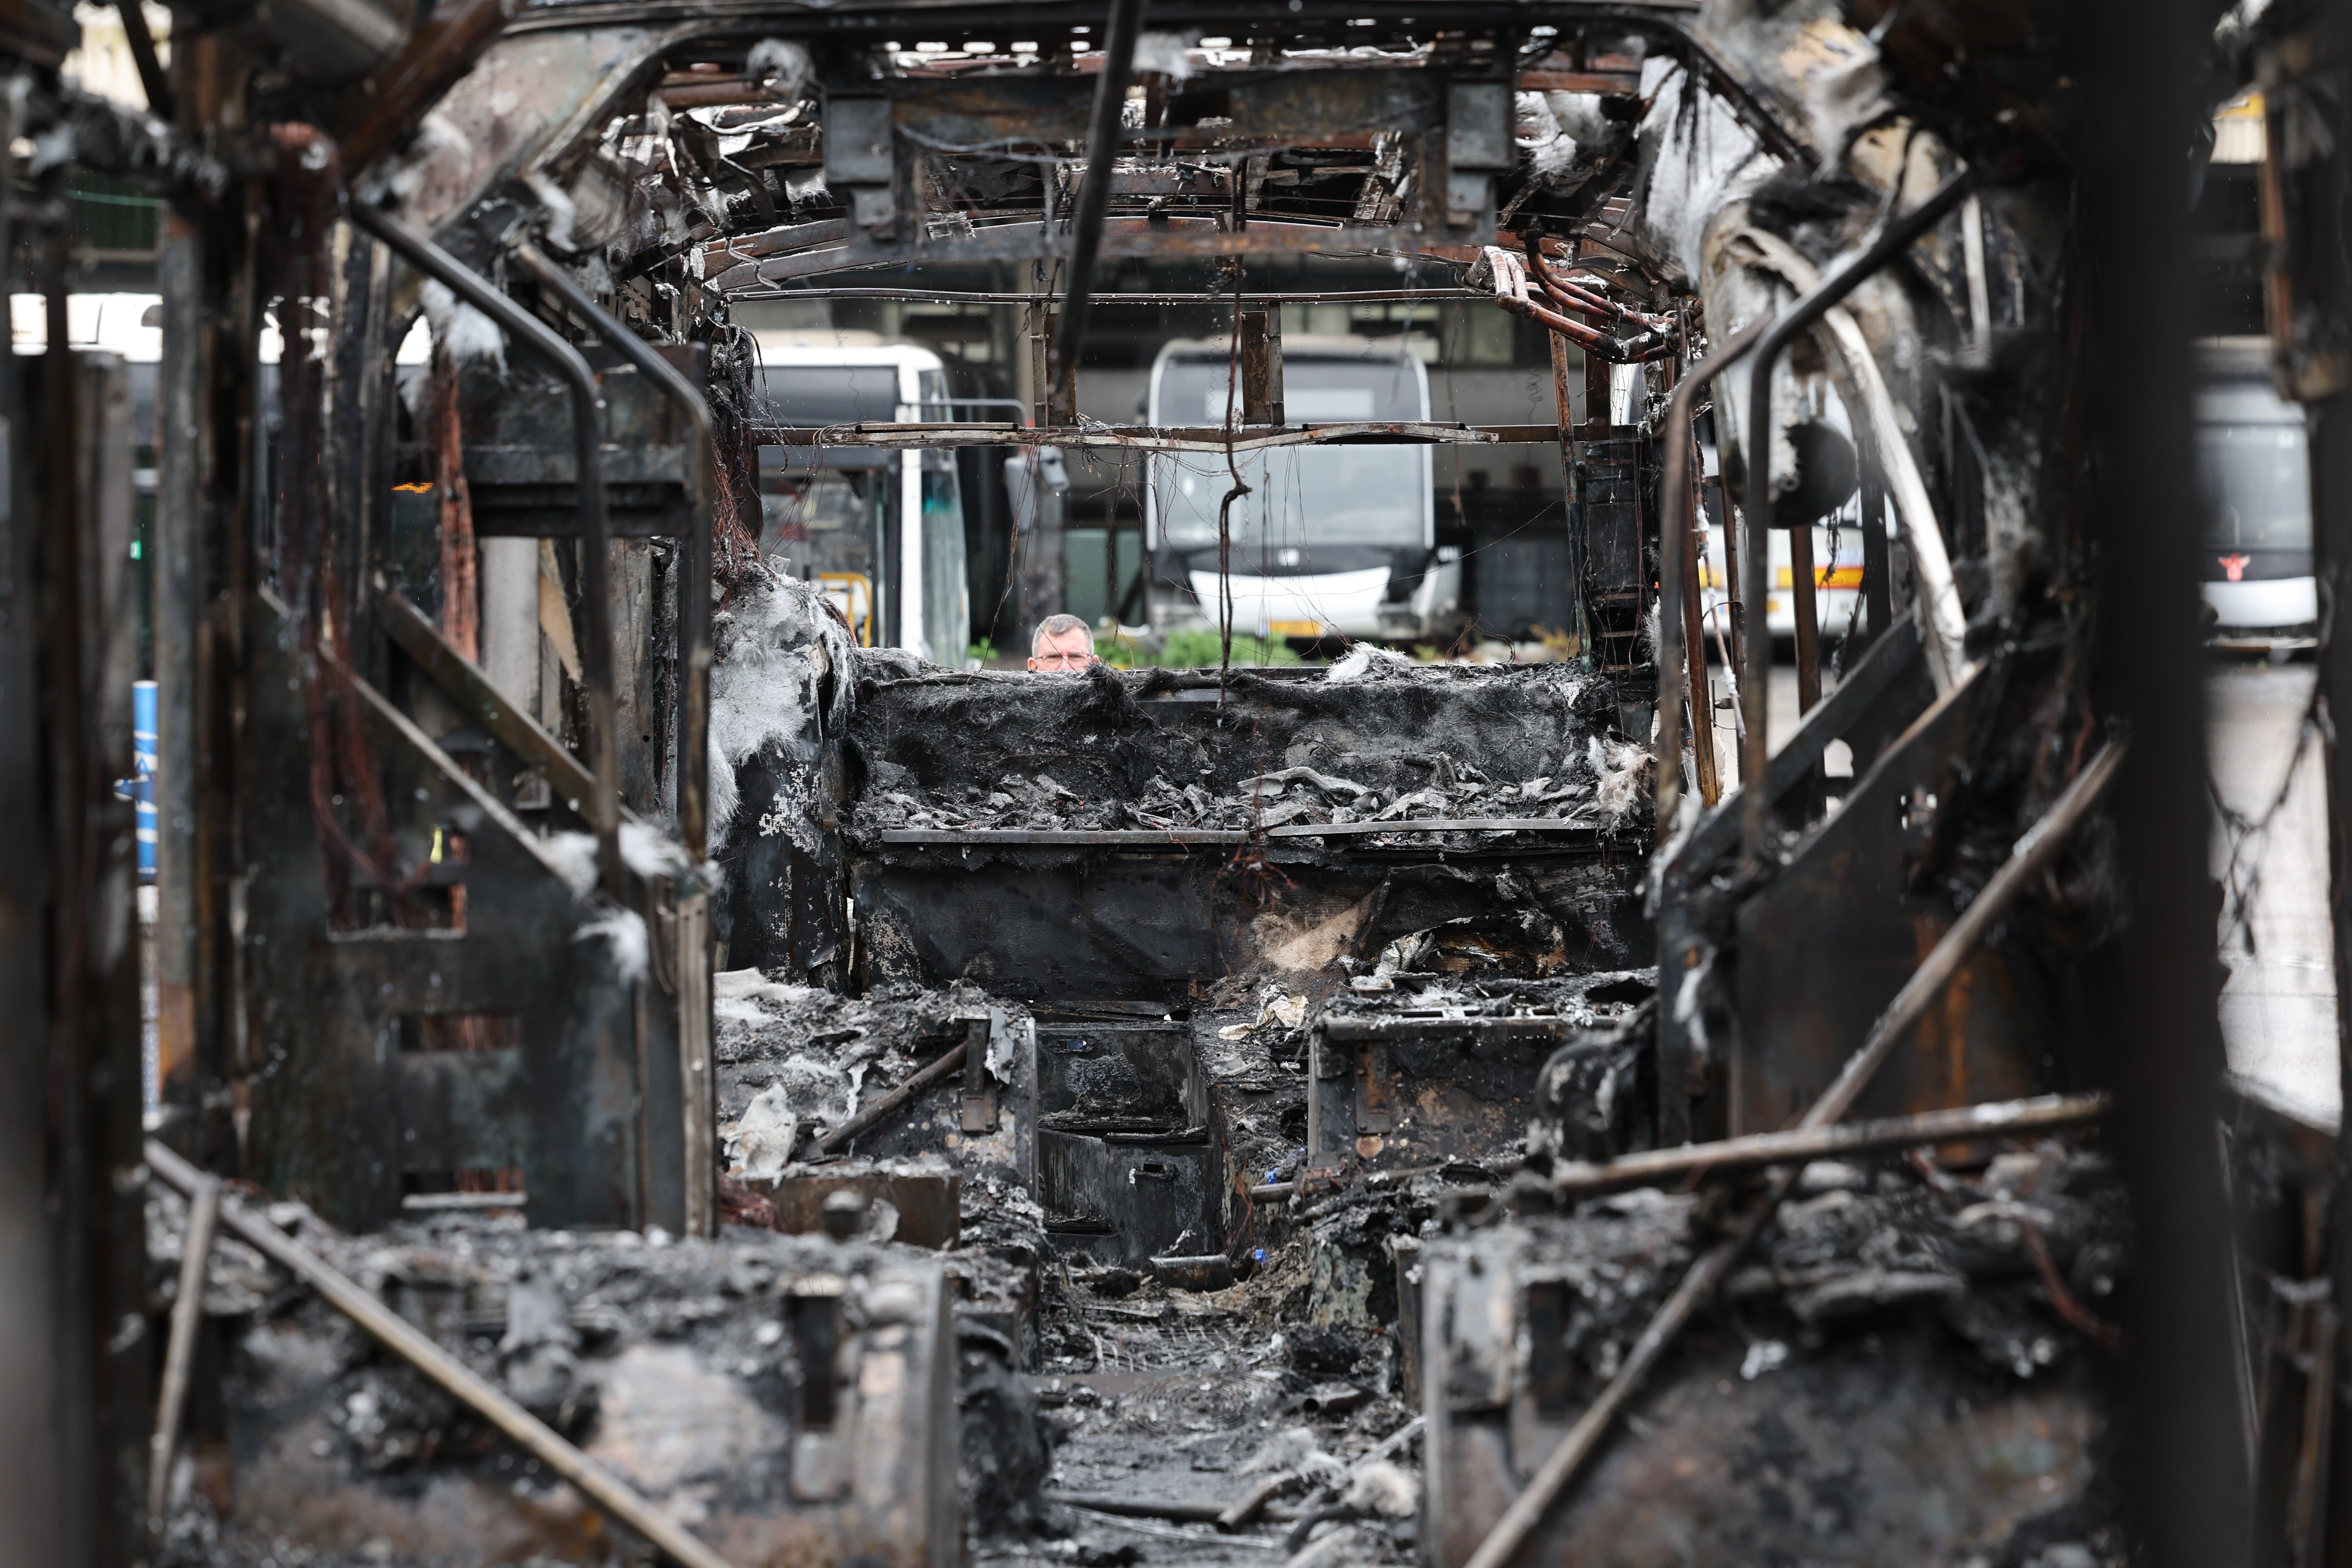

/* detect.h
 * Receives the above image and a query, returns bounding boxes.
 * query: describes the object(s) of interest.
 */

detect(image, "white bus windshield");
[2196,420,2310,551]
[1151,354,1428,552]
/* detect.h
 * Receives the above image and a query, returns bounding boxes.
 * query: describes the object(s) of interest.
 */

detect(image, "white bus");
[1142,336,1461,644]
[2196,337,2315,650]
[751,341,971,667]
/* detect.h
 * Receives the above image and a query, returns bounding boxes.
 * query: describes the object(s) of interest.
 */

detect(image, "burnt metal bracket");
[959,1015,998,1134]
[1354,1042,1395,1136]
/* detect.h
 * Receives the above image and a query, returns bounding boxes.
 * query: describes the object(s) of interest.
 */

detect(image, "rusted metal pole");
[1548,332,1593,659]
[1049,0,1148,399]
[353,204,624,902]
[146,1141,741,1568]
[148,1171,219,1526]
[1739,169,1973,867]
[1789,523,1822,712]
[1463,738,2123,1568]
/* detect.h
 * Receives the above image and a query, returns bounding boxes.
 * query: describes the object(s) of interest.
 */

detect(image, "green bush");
[1157,628,1301,668]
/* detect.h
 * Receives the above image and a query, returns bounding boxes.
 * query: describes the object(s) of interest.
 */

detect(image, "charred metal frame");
[515,243,717,862]
[0,0,2291,1555]
[353,204,626,900]
[1736,169,1972,866]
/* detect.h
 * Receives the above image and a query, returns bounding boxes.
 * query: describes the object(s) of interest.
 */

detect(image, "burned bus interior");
[4,0,2344,1565]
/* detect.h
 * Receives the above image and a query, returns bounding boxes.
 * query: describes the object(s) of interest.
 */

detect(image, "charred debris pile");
[840,651,1651,839]
[146,1051,2144,1568]
[1422,1138,2135,1566]
[150,1188,967,1568]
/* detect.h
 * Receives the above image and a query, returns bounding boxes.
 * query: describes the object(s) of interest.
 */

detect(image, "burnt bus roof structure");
[0,0,2327,1566]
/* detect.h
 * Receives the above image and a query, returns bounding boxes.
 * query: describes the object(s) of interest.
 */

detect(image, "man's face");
[1029,628,1096,671]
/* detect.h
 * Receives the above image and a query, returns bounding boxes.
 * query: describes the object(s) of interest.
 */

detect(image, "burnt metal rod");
[1218,1473,1294,1530]
[144,1141,741,1568]
[515,243,716,862]
[1049,1493,1241,1524]
[353,204,625,902]
[1740,169,1973,867]
[1250,1160,1522,1201]
[1811,736,2125,1121]
[1049,0,1148,398]
[813,1042,968,1155]
[334,0,517,173]
[113,0,172,120]
[1654,314,1773,837]
[147,1169,219,1526]
[378,584,606,818]
[1549,1092,2110,1201]
[1464,735,2124,1568]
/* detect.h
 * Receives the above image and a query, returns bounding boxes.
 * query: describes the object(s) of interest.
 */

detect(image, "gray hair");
[1031,614,1094,654]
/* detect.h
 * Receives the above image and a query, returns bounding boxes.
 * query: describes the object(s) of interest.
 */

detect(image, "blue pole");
[132,678,157,882]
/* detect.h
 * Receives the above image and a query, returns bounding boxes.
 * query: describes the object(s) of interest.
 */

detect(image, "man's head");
[1029,614,1096,671]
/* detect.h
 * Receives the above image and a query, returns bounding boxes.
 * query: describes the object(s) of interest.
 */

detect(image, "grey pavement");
[2208,659,2341,1127]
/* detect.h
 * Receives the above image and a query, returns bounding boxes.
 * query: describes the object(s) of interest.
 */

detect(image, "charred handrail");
[1465,735,2124,1568]
[733,285,1485,305]
[1739,169,1974,867]
[1548,1092,2110,1202]
[1655,313,1775,836]
[354,203,623,901]
[1049,0,1148,398]
[515,243,715,861]
[145,1142,742,1568]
